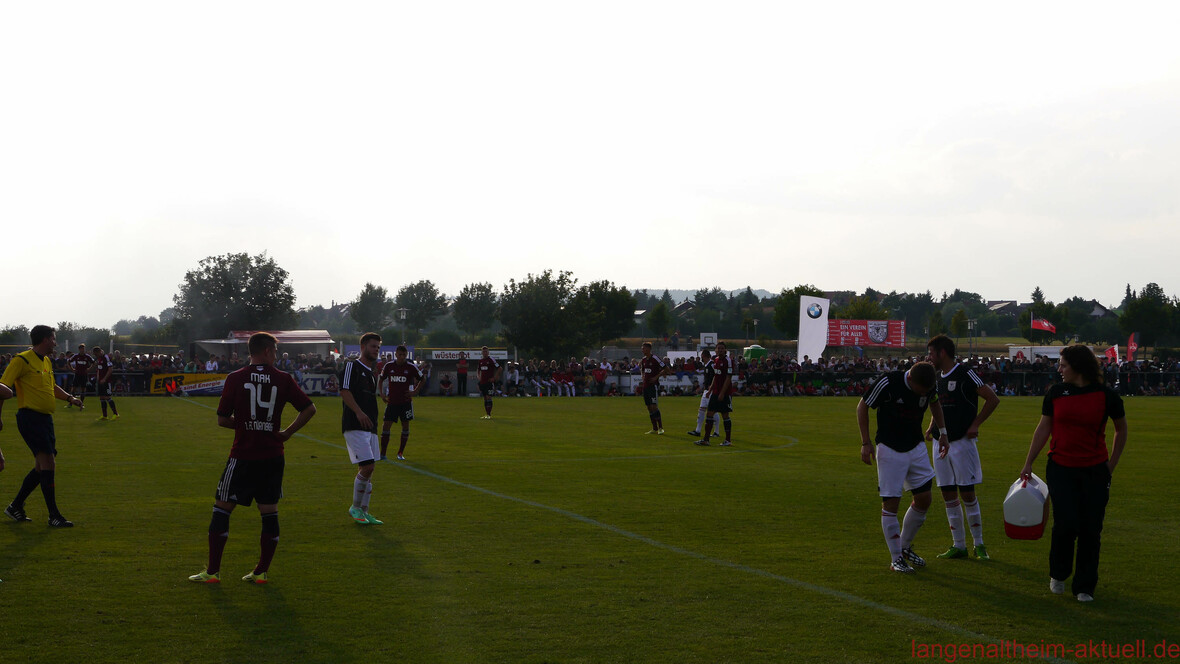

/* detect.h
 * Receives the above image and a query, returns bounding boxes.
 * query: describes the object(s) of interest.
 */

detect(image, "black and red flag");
[1126,332,1140,362]
[1031,318,1056,334]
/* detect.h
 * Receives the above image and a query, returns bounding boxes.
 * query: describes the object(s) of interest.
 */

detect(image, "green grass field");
[1,395,1175,664]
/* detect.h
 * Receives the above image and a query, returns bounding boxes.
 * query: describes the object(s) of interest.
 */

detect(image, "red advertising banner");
[827,320,907,347]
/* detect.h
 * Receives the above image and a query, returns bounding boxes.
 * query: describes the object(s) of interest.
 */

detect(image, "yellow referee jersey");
[0,349,58,414]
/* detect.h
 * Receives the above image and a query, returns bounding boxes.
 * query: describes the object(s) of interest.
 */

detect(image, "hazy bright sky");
[2,1,1178,330]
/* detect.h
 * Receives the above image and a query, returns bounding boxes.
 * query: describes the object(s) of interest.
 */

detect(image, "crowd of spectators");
[1,347,1176,398]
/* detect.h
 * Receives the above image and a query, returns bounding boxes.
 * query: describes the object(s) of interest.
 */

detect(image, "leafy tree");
[568,280,637,345]
[1031,286,1046,305]
[172,252,298,341]
[452,282,498,343]
[632,289,658,310]
[693,287,727,312]
[659,290,674,308]
[498,270,580,357]
[836,295,889,320]
[395,280,448,333]
[646,301,672,338]
[882,290,938,334]
[772,284,825,338]
[350,282,392,333]
[1050,303,1074,342]
[426,328,463,348]
[737,286,760,308]
[950,309,968,340]
[0,325,30,346]
[927,310,945,336]
[1119,283,1172,346]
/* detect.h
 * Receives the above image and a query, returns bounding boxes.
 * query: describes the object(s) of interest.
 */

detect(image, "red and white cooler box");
[1003,473,1050,540]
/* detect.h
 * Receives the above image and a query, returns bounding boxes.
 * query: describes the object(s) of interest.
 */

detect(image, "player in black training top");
[857,361,949,573]
[926,335,1000,561]
[341,332,383,526]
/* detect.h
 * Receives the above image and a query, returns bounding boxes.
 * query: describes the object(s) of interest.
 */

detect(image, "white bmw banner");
[798,296,829,363]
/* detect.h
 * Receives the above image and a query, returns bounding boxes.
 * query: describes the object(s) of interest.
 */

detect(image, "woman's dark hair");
[1060,345,1102,384]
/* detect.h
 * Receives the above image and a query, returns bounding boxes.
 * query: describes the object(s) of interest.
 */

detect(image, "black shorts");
[72,374,89,390]
[96,381,112,397]
[16,409,56,456]
[479,382,494,397]
[643,385,659,407]
[383,401,415,423]
[707,394,733,414]
[216,456,285,506]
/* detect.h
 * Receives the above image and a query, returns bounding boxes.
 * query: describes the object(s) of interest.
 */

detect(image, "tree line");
[4,252,1178,356]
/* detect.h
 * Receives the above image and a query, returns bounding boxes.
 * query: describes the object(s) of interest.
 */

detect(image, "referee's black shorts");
[16,409,57,456]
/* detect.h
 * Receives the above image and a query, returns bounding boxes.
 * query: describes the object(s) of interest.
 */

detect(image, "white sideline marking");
[175,396,1071,663]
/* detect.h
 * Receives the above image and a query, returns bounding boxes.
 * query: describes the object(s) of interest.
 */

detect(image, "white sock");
[362,480,373,513]
[695,409,706,431]
[944,499,966,548]
[714,413,721,429]
[881,510,902,559]
[964,499,984,546]
[900,504,927,549]
[352,475,367,509]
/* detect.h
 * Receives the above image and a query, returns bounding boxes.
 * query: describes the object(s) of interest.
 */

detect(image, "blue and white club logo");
[806,303,823,319]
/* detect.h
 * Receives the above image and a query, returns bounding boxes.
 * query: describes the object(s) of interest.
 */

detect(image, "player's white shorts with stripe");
[344,430,379,464]
[876,443,936,498]
[933,436,983,487]
[698,391,711,410]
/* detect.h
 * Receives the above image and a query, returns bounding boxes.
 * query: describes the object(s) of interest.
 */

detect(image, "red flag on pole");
[1104,345,1118,360]
[1031,318,1056,333]
[1127,332,1140,361]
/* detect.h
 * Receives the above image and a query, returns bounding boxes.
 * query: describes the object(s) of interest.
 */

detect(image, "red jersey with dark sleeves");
[640,355,665,388]
[217,364,312,460]
[381,361,424,405]
[478,357,499,383]
[95,355,115,382]
[69,353,94,375]
[1042,382,1125,467]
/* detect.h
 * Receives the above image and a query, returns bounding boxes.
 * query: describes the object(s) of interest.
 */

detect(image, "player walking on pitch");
[93,346,120,421]
[188,333,316,584]
[378,345,424,460]
[694,342,734,446]
[639,342,670,434]
[341,333,384,524]
[66,344,93,408]
[857,361,949,573]
[1,325,84,527]
[926,335,1000,560]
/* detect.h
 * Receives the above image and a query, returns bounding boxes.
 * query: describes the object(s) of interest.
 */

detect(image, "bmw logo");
[807,303,823,319]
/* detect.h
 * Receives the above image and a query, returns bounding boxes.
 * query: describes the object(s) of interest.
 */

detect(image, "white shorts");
[344,430,379,464]
[933,437,983,487]
[876,443,936,498]
[698,391,711,409]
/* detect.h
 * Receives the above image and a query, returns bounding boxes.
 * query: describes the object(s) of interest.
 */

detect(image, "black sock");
[207,506,232,575]
[723,419,732,440]
[109,399,118,416]
[101,401,108,417]
[257,512,280,574]
[39,469,60,515]
[14,468,41,507]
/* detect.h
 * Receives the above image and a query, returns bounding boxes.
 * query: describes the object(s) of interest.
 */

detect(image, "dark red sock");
[256,512,279,574]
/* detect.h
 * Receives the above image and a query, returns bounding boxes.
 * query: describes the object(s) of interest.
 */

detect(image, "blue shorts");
[16,409,57,456]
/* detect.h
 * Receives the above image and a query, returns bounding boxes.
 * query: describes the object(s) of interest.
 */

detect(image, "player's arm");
[340,388,373,429]
[856,399,874,465]
[378,374,390,403]
[966,384,1000,439]
[217,414,235,429]
[410,374,425,398]
[1020,415,1053,480]
[0,381,10,430]
[928,400,949,459]
[1107,416,1127,474]
[277,402,317,443]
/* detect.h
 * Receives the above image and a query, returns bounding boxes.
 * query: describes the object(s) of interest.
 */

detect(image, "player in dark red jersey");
[477,346,501,419]
[92,347,119,421]
[378,345,425,460]
[189,332,316,584]
[67,344,94,408]
[695,342,735,446]
[456,352,470,397]
[639,341,671,434]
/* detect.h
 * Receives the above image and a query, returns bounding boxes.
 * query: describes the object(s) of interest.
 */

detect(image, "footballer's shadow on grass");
[354,526,416,576]
[207,587,360,664]
[0,525,49,578]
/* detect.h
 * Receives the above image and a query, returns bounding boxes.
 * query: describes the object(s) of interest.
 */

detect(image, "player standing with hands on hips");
[858,361,949,573]
[378,345,425,460]
[188,333,316,584]
[477,346,501,419]
[926,335,1000,560]
[1019,345,1127,603]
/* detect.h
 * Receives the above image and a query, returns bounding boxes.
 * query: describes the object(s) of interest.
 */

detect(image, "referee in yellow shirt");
[0,325,83,527]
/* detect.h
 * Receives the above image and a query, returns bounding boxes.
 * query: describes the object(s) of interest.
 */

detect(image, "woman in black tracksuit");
[1020,345,1128,603]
